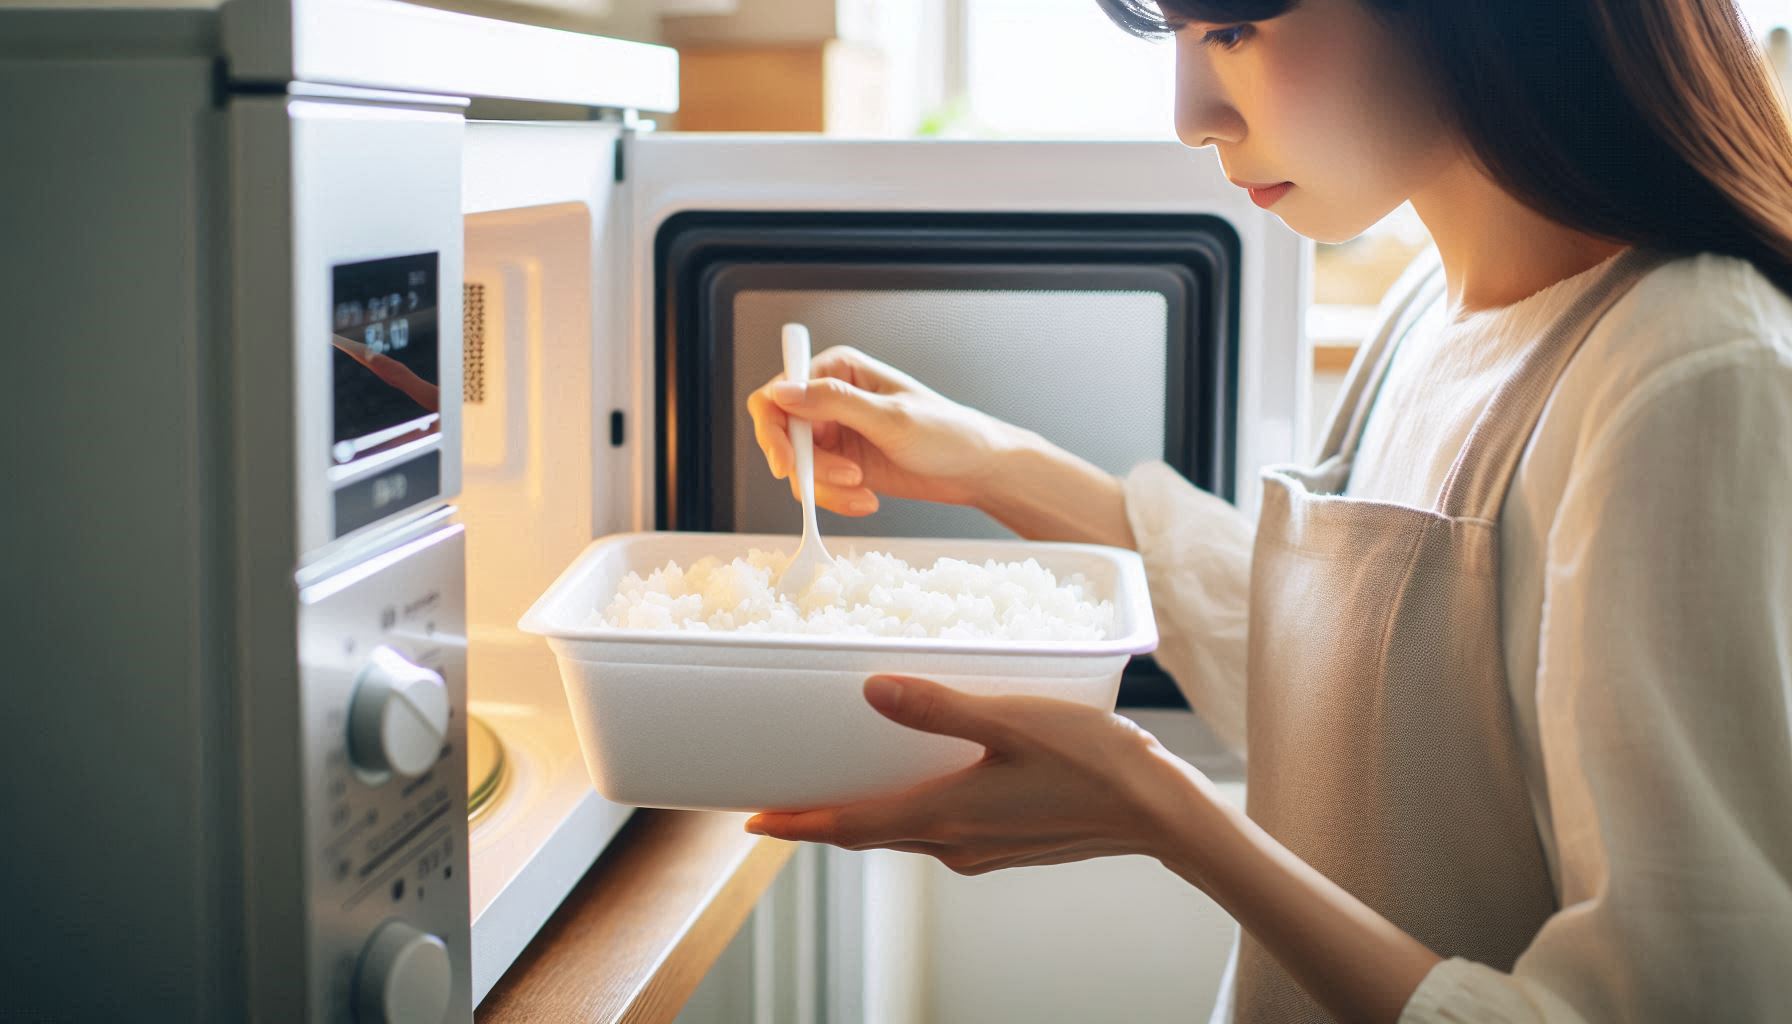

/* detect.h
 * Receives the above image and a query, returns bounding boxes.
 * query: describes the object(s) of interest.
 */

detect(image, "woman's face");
[1174,0,1456,242]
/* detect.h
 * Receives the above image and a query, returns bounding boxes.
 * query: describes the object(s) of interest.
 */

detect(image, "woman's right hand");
[746,346,1020,517]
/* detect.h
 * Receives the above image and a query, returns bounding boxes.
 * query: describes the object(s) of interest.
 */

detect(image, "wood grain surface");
[476,809,795,1024]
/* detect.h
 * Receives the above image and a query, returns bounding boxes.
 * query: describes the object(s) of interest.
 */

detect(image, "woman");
[742,0,1792,1019]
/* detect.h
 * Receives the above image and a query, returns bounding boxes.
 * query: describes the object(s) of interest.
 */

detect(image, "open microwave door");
[455,125,1306,1001]
[625,134,1311,708]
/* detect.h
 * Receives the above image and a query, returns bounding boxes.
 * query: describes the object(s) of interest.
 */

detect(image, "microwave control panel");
[298,520,471,1023]
[328,251,447,540]
[280,95,464,565]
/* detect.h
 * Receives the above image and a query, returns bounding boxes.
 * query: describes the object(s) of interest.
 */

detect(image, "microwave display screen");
[330,252,440,463]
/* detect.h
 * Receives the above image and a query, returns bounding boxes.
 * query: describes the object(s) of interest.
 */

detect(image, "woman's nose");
[1174,34,1245,148]
[1176,103,1244,149]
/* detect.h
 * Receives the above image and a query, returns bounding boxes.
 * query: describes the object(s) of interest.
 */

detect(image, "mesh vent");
[463,282,486,404]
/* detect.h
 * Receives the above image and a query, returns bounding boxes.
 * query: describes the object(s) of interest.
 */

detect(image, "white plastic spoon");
[774,322,838,600]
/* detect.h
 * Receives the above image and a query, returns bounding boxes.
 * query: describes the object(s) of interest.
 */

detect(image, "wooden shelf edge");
[476,809,796,1024]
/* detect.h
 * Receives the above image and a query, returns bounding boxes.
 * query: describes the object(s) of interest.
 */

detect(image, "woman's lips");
[1239,181,1293,209]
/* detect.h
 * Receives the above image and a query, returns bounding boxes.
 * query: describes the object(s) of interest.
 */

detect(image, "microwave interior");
[458,185,1247,750]
[656,210,1242,708]
[452,125,1279,998]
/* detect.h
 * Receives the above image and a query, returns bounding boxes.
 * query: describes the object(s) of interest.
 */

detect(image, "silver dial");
[348,645,449,780]
[355,920,452,1024]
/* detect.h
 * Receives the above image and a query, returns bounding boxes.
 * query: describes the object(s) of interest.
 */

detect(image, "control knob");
[348,645,449,780]
[355,920,452,1024]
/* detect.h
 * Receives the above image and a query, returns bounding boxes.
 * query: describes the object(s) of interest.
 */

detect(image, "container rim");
[518,531,1159,658]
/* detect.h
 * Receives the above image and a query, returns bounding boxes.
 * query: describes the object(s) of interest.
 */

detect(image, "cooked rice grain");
[596,548,1114,641]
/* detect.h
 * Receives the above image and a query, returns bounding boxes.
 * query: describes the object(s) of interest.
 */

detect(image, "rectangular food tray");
[519,532,1157,811]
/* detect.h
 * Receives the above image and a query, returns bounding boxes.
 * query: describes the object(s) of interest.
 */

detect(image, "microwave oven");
[0,1,1308,1019]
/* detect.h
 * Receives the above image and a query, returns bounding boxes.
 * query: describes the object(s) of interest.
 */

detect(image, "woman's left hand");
[744,674,1195,874]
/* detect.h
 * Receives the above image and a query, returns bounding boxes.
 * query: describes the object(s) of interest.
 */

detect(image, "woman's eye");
[1201,24,1253,50]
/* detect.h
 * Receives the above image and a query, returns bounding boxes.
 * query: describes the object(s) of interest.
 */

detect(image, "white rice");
[595,548,1114,641]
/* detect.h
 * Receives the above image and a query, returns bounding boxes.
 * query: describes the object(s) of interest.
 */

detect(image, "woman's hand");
[748,677,1441,1022]
[743,675,1195,874]
[745,346,1023,517]
[746,345,1137,548]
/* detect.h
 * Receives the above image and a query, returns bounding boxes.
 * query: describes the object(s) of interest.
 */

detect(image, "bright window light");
[1737,0,1790,36]
[965,0,1178,139]
[961,0,1788,141]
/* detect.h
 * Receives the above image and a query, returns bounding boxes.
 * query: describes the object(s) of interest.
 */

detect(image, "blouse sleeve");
[1121,460,1256,754]
[1400,339,1792,1022]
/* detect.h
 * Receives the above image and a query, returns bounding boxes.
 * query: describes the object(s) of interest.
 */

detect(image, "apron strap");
[1437,247,1669,520]
[1321,251,1448,464]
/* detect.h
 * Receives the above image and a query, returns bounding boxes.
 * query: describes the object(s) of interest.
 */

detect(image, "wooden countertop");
[476,809,795,1024]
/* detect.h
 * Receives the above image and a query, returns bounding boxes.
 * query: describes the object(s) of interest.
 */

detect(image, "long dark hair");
[1097,0,1792,296]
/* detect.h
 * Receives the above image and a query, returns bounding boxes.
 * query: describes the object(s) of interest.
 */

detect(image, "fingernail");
[771,381,806,403]
[849,498,877,514]
[745,816,765,834]
[828,467,860,486]
[865,676,904,711]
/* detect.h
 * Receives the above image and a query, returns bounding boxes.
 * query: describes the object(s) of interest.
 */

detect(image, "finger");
[748,389,794,478]
[812,346,916,395]
[748,832,953,860]
[810,347,882,393]
[769,377,903,440]
[790,478,879,516]
[811,449,863,489]
[753,810,847,845]
[797,479,880,516]
[820,486,879,516]
[863,675,1017,749]
[746,802,929,849]
[882,841,955,857]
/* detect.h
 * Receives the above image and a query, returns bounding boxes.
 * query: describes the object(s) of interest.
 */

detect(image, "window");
[946,0,1789,140]
[959,0,1176,140]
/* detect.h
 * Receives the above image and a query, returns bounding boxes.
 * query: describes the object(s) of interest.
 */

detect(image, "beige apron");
[1232,248,1667,1021]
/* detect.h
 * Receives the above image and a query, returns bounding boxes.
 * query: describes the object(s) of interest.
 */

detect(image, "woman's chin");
[1274,196,1400,245]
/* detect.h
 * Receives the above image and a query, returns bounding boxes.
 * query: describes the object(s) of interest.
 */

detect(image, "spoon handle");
[792,420,820,533]
[781,324,820,529]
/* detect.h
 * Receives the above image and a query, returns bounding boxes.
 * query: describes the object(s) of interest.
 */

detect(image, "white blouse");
[1122,251,1792,1022]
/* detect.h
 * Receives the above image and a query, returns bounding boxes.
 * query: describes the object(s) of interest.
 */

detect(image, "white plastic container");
[519,532,1158,812]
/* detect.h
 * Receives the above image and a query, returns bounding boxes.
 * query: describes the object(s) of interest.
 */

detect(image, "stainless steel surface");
[0,34,238,1019]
